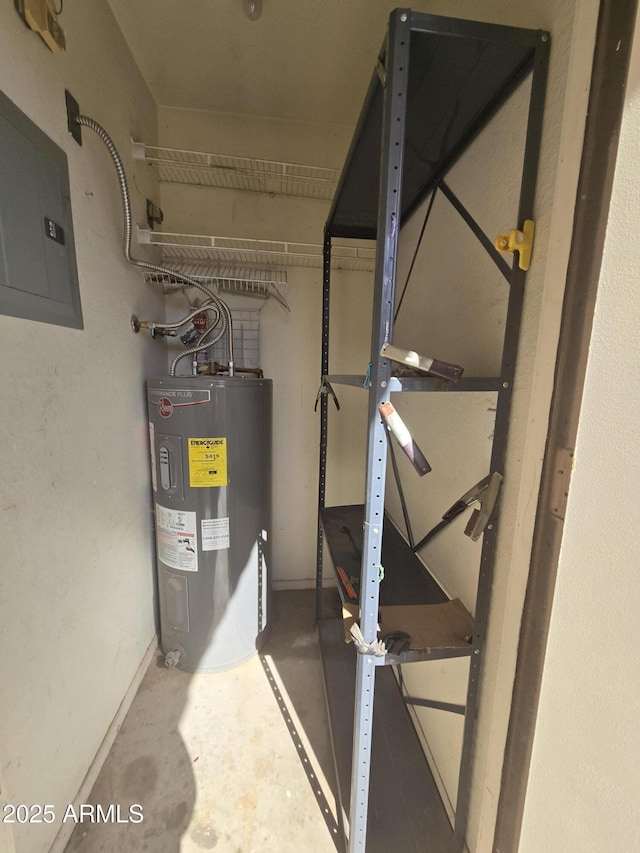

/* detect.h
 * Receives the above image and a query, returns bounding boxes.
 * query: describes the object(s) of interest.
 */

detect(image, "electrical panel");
[0,89,82,329]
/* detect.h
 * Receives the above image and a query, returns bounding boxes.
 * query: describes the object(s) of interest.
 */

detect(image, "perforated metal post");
[316,228,332,622]
[348,10,410,851]
[452,29,550,853]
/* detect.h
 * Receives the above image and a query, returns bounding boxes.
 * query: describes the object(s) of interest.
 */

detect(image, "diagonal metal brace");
[404,695,467,715]
[440,181,512,282]
[314,379,340,412]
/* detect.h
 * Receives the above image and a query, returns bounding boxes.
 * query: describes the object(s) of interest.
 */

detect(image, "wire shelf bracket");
[132,140,341,201]
[138,228,376,273]
[142,261,291,312]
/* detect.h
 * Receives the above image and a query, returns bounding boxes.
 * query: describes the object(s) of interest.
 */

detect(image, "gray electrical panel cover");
[0,89,82,329]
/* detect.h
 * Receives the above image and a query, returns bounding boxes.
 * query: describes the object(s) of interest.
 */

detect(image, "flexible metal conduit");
[171,309,222,376]
[146,305,223,376]
[76,114,235,376]
[145,304,220,333]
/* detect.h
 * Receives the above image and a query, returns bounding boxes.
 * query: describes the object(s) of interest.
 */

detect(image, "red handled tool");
[336,565,358,600]
[379,401,431,476]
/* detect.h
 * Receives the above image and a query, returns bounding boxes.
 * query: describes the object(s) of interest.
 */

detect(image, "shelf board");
[318,618,454,852]
[325,374,501,392]
[345,601,474,665]
[138,229,375,273]
[321,505,473,664]
[133,141,341,201]
[327,16,539,238]
[321,505,448,607]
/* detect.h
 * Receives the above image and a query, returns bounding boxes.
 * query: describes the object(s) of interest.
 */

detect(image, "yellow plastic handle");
[494,219,535,271]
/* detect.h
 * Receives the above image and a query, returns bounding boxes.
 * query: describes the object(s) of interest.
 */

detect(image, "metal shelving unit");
[132,141,341,200]
[315,9,549,853]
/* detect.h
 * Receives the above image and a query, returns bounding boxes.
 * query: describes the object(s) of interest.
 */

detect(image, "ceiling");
[106,0,433,127]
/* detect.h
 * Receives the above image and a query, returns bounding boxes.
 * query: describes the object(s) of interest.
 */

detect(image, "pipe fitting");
[164,649,182,668]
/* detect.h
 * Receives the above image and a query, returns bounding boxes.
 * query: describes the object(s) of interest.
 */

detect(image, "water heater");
[147,375,272,673]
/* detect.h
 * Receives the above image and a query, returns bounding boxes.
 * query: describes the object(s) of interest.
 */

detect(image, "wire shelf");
[138,229,376,273]
[133,142,341,201]
[143,262,291,311]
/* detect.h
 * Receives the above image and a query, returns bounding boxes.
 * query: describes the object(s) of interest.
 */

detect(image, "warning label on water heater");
[201,517,230,551]
[156,504,198,572]
[188,438,227,488]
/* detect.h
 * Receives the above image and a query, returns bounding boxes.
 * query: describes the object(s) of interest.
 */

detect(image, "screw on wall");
[146,199,164,230]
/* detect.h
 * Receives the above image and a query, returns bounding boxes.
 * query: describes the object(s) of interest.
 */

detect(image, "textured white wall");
[519,9,640,851]
[155,106,372,586]
[0,3,164,852]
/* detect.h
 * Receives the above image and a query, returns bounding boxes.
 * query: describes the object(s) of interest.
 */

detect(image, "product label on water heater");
[155,504,198,572]
[147,388,211,419]
[188,438,228,488]
[201,517,230,551]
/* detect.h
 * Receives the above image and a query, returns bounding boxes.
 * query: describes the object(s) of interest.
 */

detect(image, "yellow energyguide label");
[188,438,228,487]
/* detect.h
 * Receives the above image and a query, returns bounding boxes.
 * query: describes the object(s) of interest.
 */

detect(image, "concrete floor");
[65,589,342,853]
